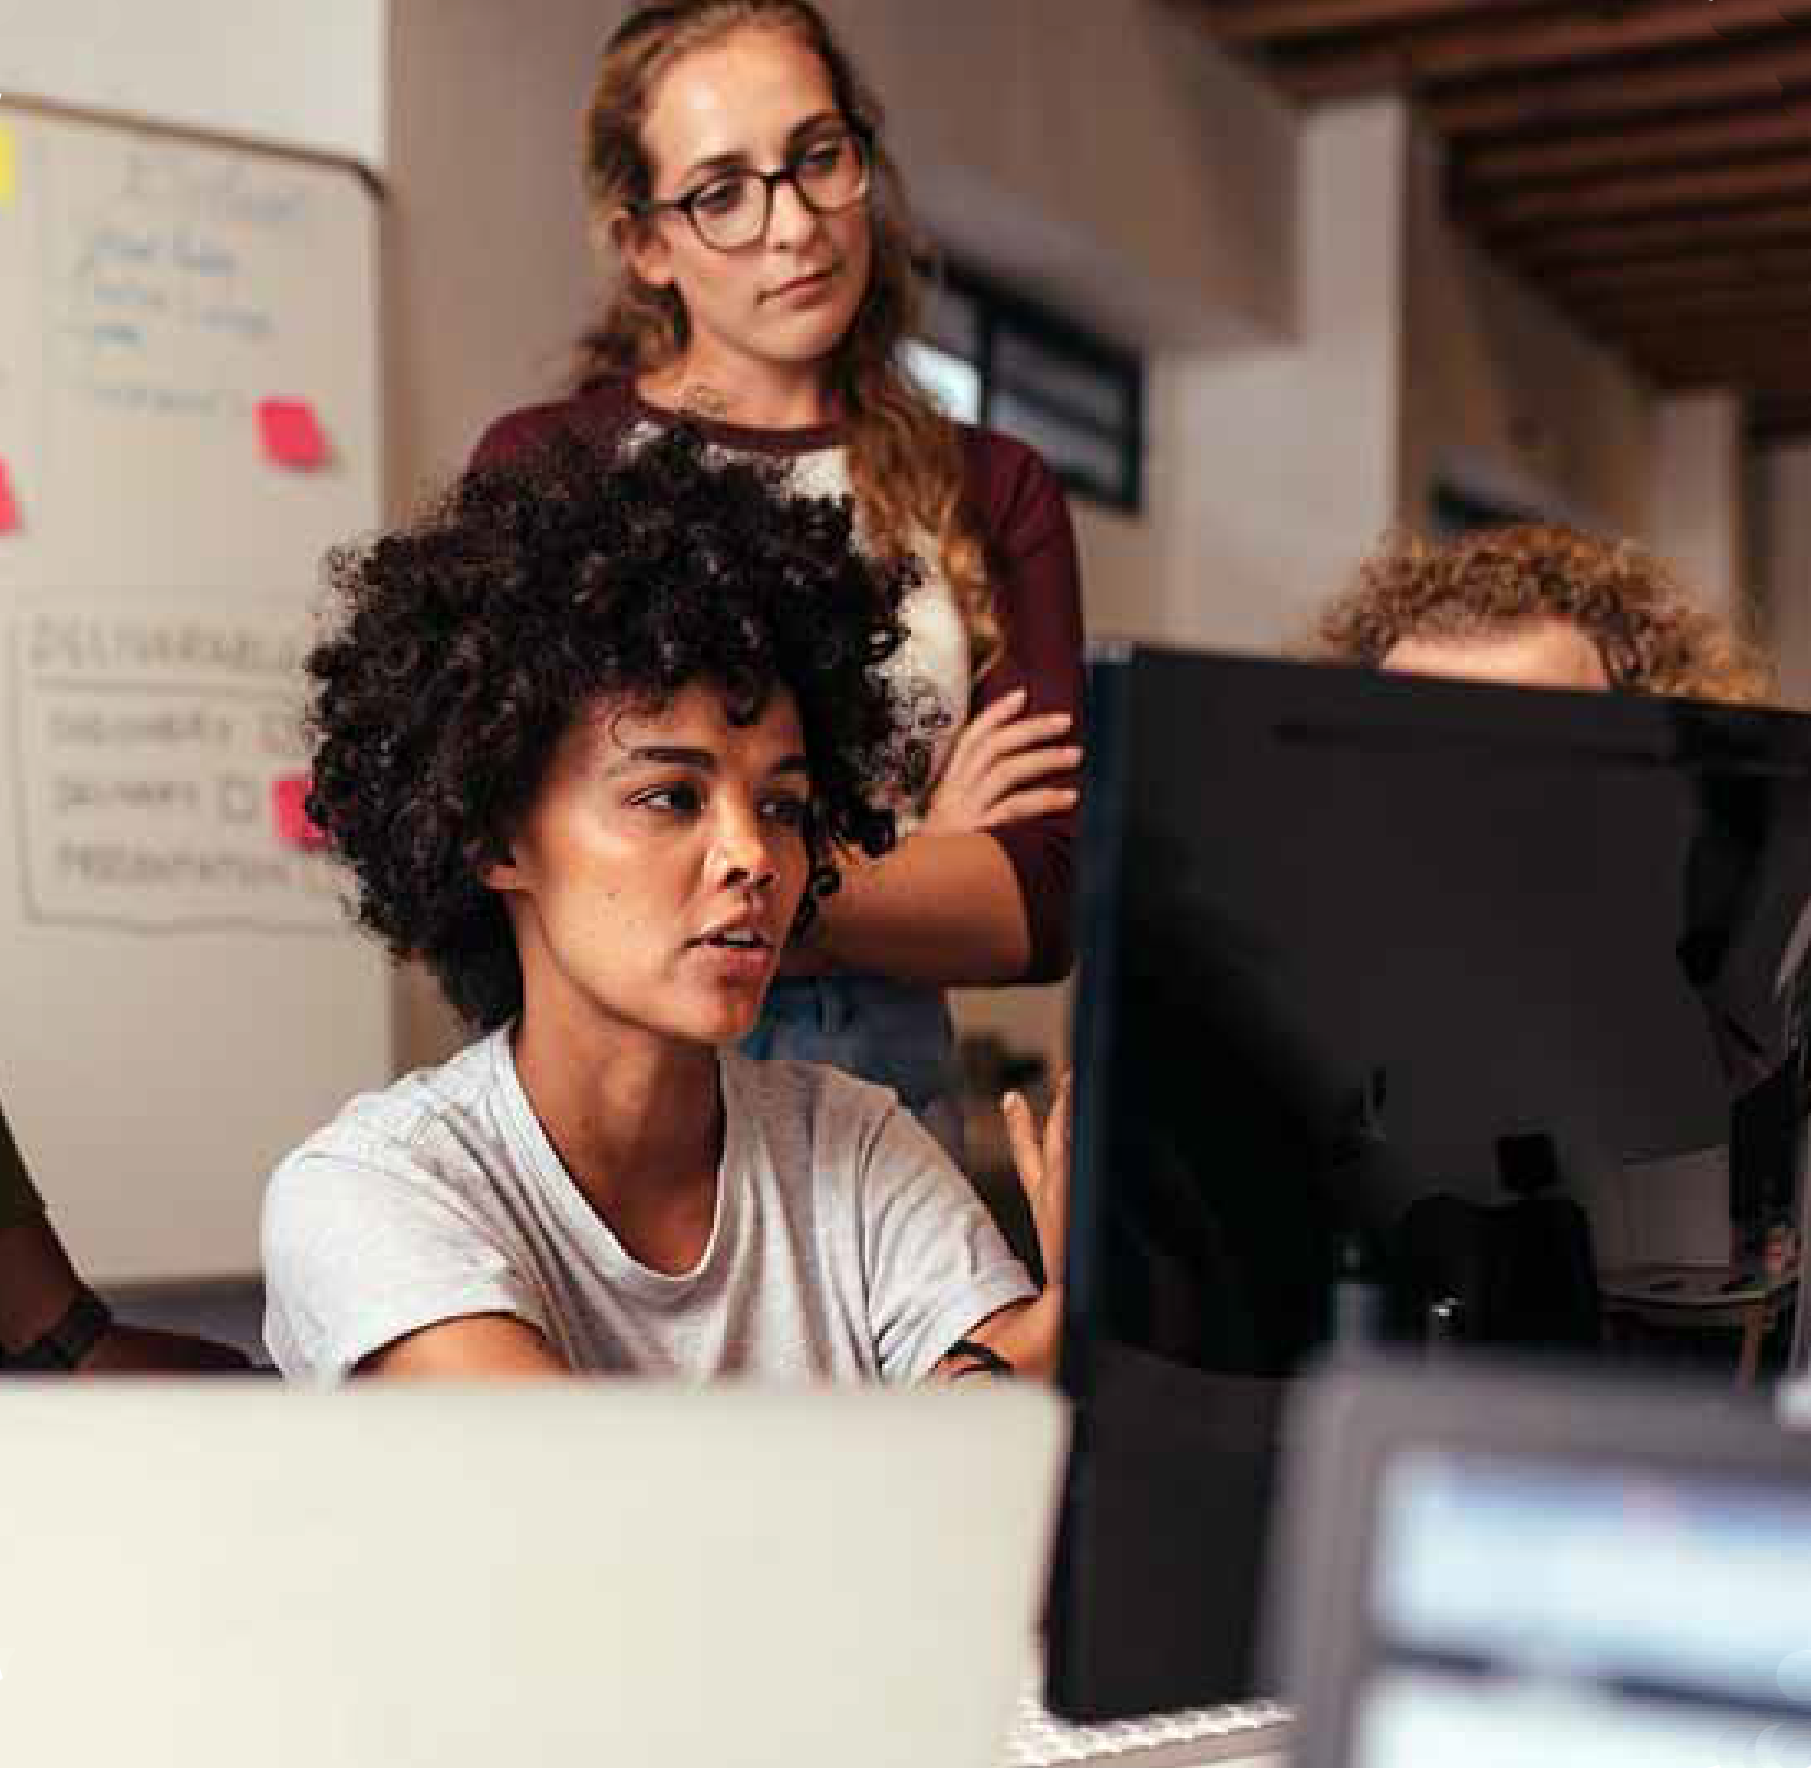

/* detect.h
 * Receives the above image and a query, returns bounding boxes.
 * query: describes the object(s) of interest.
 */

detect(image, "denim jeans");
[741,975,965,1161]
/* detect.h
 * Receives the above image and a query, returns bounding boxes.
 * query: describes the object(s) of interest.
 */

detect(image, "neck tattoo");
[680,382,733,421]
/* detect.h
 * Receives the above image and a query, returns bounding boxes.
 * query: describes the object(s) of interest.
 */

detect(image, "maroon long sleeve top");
[471,379,1085,982]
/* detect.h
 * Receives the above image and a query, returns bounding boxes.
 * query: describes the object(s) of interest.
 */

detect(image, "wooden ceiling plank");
[1553,248,1811,300]
[1614,336,1811,381]
[1610,311,1811,348]
[1430,35,1811,137]
[1458,103,1811,191]
[1577,287,1811,332]
[1654,371,1811,398]
[1635,362,1811,398]
[1471,155,1811,232]
[1646,372,1811,400]
[1193,0,1811,405]
[1753,401,1811,438]
[1274,1,1811,103]
[1624,331,1811,360]
[1201,0,1523,49]
[1502,203,1811,269]
[1542,234,1811,286]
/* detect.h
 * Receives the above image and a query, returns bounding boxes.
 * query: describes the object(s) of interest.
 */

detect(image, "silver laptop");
[0,1382,1065,1767]
[1267,1355,1811,1768]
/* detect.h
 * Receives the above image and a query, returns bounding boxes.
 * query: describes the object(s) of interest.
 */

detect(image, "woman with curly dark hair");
[262,428,1066,1384]
[1315,523,1772,702]
[472,0,1085,1156]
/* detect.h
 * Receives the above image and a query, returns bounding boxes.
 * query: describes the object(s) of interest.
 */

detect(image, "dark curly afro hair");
[306,424,911,1030]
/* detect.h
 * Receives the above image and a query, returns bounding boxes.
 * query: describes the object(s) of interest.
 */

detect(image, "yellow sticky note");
[0,125,15,208]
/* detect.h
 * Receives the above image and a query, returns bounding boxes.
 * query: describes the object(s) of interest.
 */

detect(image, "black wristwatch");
[943,1336,1016,1381]
[3,1286,113,1372]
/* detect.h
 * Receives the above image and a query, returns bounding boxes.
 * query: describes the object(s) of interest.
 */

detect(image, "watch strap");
[5,1286,113,1372]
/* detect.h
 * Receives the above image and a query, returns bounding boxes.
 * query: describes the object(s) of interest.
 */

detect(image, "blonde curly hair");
[1314,524,1771,705]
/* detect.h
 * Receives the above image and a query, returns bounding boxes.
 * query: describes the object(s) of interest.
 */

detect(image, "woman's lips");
[764,267,835,302]
[686,940,776,987]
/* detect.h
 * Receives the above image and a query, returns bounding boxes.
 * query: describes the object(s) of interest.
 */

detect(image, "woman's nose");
[765,174,820,248]
[710,800,776,888]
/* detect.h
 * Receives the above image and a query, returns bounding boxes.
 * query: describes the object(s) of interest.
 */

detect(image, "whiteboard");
[0,104,389,1282]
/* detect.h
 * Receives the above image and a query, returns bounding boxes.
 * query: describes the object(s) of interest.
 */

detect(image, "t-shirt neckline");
[488,1027,741,1302]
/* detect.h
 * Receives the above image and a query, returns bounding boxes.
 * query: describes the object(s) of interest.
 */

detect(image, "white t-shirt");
[262,1030,1033,1385]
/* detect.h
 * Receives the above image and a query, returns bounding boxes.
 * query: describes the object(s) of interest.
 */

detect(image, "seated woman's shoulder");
[722,1051,911,1156]
[272,1035,502,1185]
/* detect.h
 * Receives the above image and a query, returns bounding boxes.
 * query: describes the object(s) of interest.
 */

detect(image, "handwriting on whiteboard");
[12,609,343,935]
[57,147,306,418]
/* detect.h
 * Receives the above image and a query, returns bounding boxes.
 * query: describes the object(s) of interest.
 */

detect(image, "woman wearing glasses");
[473,0,1084,1153]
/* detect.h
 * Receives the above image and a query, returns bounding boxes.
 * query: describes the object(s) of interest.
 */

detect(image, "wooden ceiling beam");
[1539,232,1811,287]
[1614,331,1811,387]
[1502,202,1811,270]
[1632,360,1811,398]
[1467,155,1811,233]
[1269,1,1811,103]
[1648,364,1811,395]
[1429,34,1811,138]
[1751,389,1811,411]
[1752,399,1811,439]
[1574,285,1811,335]
[1456,102,1811,191]
[1625,329,1811,363]
[1190,0,1811,409]
[1550,247,1811,301]
[1200,0,1524,49]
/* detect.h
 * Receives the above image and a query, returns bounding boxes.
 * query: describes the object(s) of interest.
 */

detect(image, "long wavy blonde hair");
[1315,524,1772,704]
[578,0,999,669]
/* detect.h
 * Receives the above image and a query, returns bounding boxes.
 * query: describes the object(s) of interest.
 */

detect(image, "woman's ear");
[478,841,526,895]
[612,206,675,292]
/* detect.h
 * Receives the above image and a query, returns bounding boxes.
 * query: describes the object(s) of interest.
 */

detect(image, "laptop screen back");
[1271,1361,1811,1768]
[0,1384,1067,1768]
[1356,1445,1811,1767]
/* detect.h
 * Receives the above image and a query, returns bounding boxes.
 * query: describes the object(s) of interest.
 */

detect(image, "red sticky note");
[273,774,325,847]
[0,459,18,535]
[258,398,328,470]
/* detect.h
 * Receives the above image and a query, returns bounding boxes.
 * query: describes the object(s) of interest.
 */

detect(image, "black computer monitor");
[1048,646,1811,1721]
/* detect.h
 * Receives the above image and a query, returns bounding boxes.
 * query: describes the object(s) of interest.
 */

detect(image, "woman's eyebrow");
[677,148,749,184]
[677,113,843,183]
[601,744,719,776]
[786,110,844,146]
[599,748,810,779]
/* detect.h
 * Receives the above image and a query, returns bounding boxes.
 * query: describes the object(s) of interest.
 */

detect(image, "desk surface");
[1601,1259,1798,1309]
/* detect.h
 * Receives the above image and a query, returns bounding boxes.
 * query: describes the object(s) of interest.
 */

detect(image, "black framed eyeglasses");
[634,126,871,252]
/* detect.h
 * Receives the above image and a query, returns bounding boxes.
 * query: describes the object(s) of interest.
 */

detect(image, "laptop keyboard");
[1001,1687,1293,1766]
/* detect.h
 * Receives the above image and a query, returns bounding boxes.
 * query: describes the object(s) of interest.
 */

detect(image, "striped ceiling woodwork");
[1184,0,1811,439]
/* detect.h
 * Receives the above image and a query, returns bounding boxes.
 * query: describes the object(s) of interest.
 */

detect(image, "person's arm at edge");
[799,436,1085,988]
[0,1116,248,1372]
[801,832,1034,985]
[0,1210,82,1356]
[929,1073,1071,1383]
